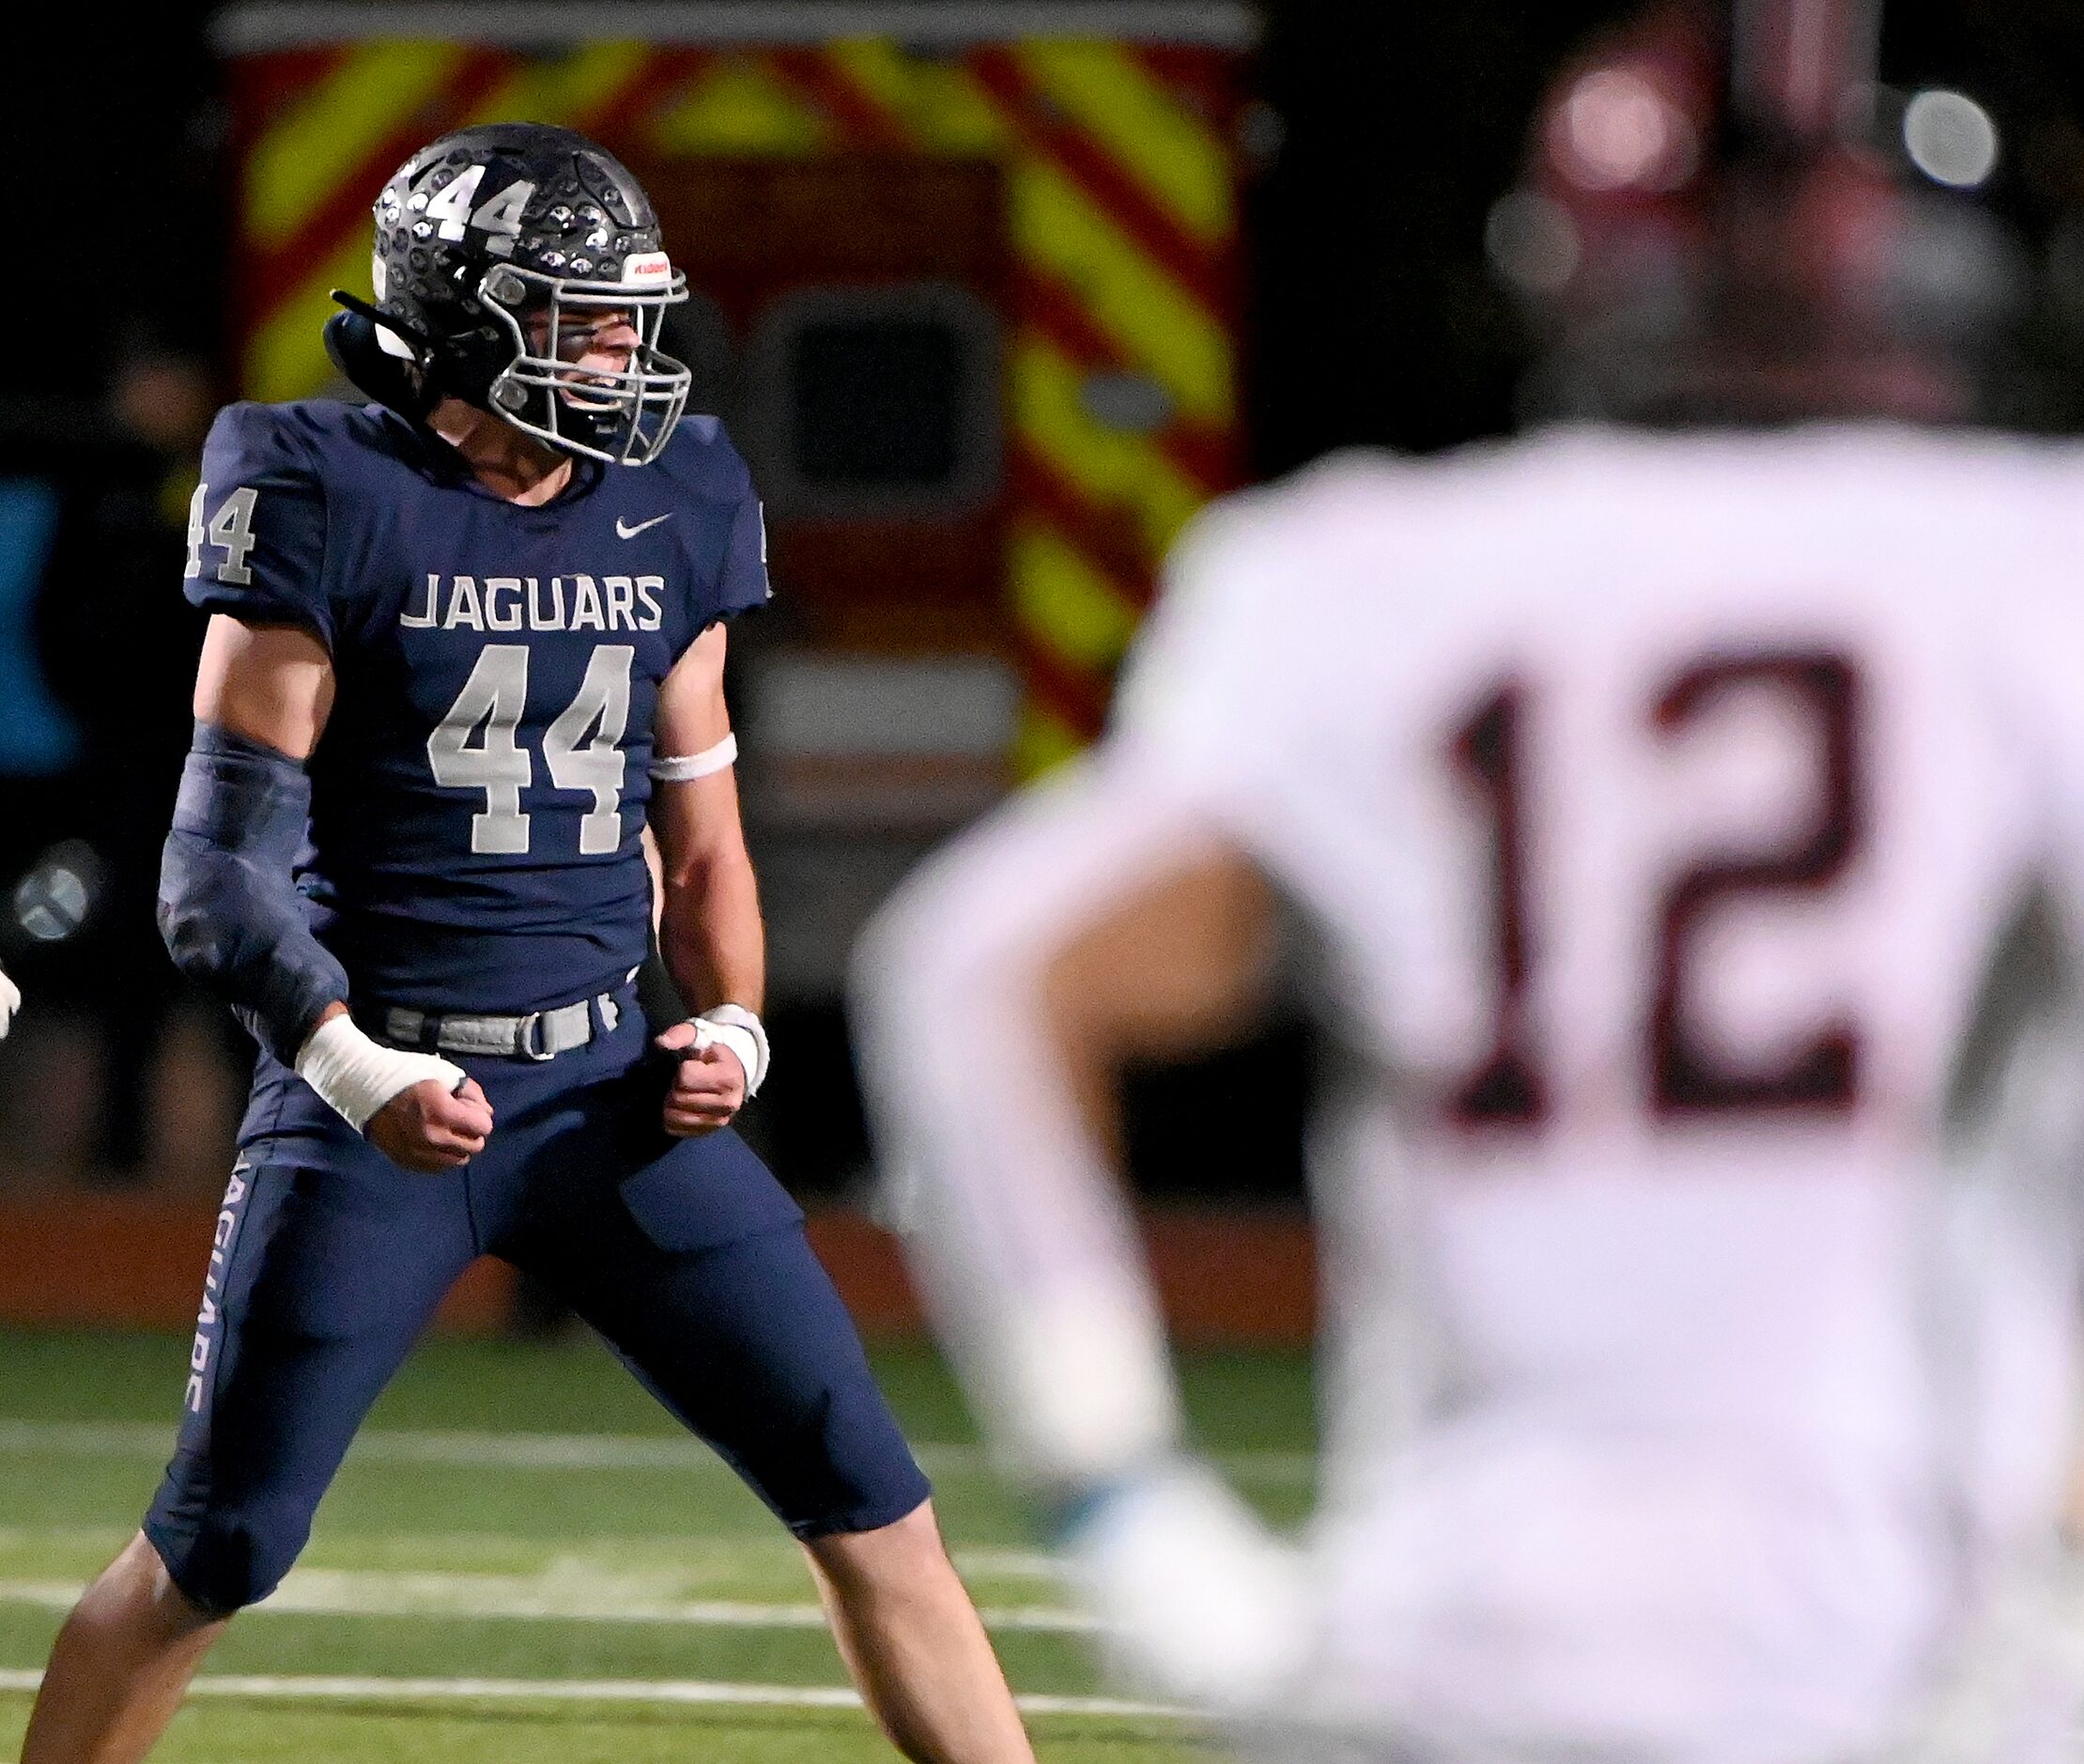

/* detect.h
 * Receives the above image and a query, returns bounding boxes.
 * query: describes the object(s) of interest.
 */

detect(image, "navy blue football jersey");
[184,399,769,1014]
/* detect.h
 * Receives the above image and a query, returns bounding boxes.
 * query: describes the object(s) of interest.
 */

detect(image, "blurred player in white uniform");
[855,4,2084,1760]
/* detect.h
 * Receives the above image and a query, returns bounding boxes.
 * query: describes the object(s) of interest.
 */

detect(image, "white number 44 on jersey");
[186,484,259,586]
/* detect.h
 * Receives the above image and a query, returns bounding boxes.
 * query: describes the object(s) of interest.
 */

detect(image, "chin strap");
[323,296,437,421]
[329,289,436,359]
[326,290,511,421]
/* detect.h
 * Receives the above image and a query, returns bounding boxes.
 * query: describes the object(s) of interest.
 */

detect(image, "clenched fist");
[656,1020,747,1136]
[368,1075,494,1171]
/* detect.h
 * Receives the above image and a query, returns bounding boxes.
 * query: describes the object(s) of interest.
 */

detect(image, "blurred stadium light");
[1903,87,2000,188]
[8,842,104,950]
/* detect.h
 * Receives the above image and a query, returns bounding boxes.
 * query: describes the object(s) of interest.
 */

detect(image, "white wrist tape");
[691,1003,769,1096]
[0,964,17,1041]
[296,1013,468,1132]
[649,734,737,783]
[1064,1457,1309,1714]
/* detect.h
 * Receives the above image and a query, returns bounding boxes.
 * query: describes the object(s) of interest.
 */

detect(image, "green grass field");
[0,1327,1315,1761]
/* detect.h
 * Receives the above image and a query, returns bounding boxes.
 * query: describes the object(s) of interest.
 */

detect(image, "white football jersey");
[861,421,2084,1762]
[1109,422,2084,1750]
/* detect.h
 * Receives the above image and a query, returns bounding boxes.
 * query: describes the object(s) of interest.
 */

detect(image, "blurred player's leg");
[802,1501,1033,1764]
[18,1535,225,1764]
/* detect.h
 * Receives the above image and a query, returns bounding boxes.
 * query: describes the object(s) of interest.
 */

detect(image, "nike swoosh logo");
[616,513,672,539]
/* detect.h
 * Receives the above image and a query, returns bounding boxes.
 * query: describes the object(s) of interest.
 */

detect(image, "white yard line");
[0,1418,1314,1483]
[0,1571,1096,1633]
[0,1527,1071,1583]
[0,1666,1186,1721]
[953,1548,1065,1579]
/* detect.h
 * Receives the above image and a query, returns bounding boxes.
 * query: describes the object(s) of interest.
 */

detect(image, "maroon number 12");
[1447,651,1864,1128]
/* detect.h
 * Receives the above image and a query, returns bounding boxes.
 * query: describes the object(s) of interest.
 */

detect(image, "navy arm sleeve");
[187,403,333,646]
[159,723,349,1064]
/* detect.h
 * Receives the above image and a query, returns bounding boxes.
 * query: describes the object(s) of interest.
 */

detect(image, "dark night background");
[4,0,2084,1205]
[19,3,2084,458]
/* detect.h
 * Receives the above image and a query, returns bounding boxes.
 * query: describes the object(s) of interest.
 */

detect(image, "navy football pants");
[143,994,930,1614]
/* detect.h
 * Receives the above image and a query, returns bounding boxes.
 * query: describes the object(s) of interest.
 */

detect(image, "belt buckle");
[516,1010,554,1061]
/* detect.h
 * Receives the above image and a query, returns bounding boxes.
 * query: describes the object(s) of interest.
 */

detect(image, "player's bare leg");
[803,1500,1036,1763]
[19,1532,227,1764]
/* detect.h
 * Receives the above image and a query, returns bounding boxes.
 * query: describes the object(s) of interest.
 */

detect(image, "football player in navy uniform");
[18,124,1036,1764]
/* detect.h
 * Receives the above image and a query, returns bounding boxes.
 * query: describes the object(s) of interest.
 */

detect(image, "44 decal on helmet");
[417,166,537,249]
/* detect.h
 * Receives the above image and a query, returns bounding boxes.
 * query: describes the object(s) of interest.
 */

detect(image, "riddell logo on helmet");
[621,254,672,285]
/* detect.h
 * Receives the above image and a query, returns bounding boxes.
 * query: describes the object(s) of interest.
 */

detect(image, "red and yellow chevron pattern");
[225,37,1247,768]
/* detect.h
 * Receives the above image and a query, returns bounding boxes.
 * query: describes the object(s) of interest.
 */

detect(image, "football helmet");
[1490,0,2024,425]
[327,122,690,466]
